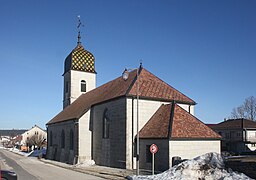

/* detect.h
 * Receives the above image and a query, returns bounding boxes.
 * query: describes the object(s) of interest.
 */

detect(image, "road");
[0,149,105,180]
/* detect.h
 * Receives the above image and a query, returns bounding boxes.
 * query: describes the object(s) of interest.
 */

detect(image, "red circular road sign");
[150,144,158,154]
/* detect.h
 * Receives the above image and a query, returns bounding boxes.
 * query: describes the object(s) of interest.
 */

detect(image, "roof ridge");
[173,104,221,139]
[125,67,143,95]
[168,102,175,139]
[127,68,196,105]
[146,69,195,104]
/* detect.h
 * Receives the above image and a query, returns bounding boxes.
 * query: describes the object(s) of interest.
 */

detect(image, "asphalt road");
[0,149,105,180]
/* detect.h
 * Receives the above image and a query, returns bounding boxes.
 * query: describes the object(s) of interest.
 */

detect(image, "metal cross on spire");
[77,15,84,45]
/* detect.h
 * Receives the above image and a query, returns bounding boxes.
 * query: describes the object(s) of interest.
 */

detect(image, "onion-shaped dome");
[64,44,95,74]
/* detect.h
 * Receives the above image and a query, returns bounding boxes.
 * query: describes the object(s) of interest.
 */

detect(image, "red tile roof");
[207,119,256,130]
[139,103,221,139]
[47,68,195,125]
[128,69,195,104]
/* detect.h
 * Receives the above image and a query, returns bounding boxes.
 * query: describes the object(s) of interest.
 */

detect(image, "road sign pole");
[150,143,158,176]
[152,152,154,175]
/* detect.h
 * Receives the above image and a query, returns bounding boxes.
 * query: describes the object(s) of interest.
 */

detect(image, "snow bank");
[8,147,31,156]
[130,152,252,180]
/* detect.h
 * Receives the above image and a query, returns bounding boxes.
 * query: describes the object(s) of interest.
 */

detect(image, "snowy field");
[129,153,252,180]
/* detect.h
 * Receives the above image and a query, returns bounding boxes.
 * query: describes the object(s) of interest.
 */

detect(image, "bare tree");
[26,134,45,150]
[244,96,256,120]
[230,96,256,121]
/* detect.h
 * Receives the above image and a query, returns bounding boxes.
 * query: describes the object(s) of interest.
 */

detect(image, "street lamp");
[122,65,141,175]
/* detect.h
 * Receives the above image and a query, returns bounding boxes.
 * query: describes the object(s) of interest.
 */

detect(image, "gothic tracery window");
[103,109,110,139]
[61,130,65,148]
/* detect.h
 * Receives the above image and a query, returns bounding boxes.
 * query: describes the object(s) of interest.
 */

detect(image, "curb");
[39,158,128,180]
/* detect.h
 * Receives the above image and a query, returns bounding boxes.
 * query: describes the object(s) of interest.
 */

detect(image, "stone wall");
[92,97,127,168]
[47,120,78,164]
[139,139,169,172]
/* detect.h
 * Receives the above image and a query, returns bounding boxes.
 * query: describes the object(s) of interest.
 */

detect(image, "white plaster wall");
[246,130,256,142]
[21,126,47,145]
[177,104,195,115]
[70,71,96,102]
[78,110,92,162]
[63,70,96,109]
[169,140,220,167]
[126,98,170,169]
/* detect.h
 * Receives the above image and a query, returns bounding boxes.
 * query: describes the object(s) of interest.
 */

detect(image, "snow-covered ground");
[73,160,95,167]
[129,153,252,180]
[8,147,32,156]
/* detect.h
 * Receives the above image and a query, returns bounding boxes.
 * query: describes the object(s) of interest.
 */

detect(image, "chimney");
[241,118,244,129]
[241,118,244,141]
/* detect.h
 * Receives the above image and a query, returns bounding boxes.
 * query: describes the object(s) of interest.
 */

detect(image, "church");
[46,30,221,171]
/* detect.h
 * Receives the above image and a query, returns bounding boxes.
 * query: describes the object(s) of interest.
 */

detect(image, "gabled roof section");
[47,68,195,125]
[139,104,172,138]
[139,103,221,139]
[207,118,256,130]
[128,69,195,105]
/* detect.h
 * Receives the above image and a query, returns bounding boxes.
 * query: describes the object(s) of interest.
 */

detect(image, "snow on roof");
[129,152,252,180]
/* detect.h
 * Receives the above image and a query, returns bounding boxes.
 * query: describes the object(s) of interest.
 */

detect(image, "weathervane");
[77,15,84,45]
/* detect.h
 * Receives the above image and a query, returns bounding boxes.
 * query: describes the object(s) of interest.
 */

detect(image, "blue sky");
[0,0,255,129]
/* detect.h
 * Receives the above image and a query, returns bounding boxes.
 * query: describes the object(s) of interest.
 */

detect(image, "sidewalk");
[40,158,136,180]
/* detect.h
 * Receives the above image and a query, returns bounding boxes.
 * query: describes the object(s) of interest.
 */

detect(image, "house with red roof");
[46,34,221,171]
[207,118,256,154]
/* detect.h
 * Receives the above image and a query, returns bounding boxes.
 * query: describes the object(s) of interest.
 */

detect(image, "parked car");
[0,170,17,180]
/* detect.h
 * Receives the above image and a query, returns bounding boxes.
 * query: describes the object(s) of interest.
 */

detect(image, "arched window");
[103,109,110,139]
[70,129,74,150]
[81,80,86,92]
[50,131,53,146]
[61,130,65,148]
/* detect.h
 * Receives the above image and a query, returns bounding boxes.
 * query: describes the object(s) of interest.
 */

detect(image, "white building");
[21,125,47,147]
[46,35,221,171]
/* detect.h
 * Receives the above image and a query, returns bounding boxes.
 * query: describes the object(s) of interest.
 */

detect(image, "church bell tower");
[62,16,96,109]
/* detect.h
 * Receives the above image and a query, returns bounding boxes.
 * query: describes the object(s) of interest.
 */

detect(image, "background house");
[207,118,256,153]
[21,125,47,151]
